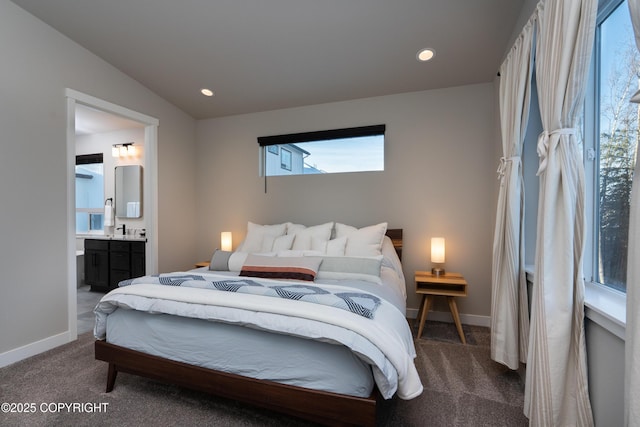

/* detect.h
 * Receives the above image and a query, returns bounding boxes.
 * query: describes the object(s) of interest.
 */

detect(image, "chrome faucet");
[116,224,126,236]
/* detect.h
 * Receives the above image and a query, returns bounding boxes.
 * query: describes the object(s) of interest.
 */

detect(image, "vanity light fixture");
[416,48,435,62]
[112,142,137,158]
[430,237,446,276]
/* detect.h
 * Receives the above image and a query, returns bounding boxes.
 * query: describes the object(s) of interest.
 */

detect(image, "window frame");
[258,124,385,177]
[581,0,631,337]
[280,147,292,171]
[75,153,105,235]
[584,0,635,294]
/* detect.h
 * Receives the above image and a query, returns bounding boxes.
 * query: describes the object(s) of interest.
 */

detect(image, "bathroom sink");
[108,234,146,241]
[112,235,137,240]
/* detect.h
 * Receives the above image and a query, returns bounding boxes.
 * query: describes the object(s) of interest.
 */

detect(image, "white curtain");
[626,2,640,425]
[524,0,597,425]
[491,12,536,370]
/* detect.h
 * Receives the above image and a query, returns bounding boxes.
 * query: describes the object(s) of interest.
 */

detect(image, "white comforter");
[94,272,423,400]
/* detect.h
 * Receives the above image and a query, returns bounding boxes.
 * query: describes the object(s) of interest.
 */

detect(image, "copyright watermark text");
[2,402,109,414]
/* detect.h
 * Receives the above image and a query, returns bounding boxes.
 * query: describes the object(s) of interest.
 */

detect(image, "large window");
[589,0,638,292]
[259,125,385,176]
[76,154,105,234]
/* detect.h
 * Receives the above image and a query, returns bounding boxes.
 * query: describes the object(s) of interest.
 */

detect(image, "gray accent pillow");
[209,250,233,271]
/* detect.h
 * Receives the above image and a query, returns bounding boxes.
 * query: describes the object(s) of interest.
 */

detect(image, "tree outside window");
[596,0,639,292]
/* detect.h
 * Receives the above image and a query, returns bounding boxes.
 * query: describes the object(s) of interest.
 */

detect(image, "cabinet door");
[110,268,132,290]
[84,240,109,292]
[109,248,130,290]
[109,249,130,271]
[131,241,146,277]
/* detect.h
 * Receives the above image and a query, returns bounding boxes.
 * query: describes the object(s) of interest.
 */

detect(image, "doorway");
[65,88,159,339]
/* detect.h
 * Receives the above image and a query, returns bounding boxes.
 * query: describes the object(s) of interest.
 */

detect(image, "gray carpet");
[77,286,104,335]
[0,320,527,426]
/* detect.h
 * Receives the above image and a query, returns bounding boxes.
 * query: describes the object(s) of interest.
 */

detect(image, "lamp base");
[431,267,445,277]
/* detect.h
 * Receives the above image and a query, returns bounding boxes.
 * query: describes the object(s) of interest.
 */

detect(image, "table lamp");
[220,232,233,252]
[431,237,445,276]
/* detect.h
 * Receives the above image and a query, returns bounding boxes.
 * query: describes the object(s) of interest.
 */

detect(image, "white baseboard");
[406,308,491,328]
[0,331,70,369]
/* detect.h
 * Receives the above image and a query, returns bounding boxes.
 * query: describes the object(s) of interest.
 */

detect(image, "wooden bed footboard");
[95,340,377,426]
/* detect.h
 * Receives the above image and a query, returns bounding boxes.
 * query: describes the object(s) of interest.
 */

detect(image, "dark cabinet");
[85,239,109,291]
[85,239,146,292]
[131,241,146,277]
[109,240,131,289]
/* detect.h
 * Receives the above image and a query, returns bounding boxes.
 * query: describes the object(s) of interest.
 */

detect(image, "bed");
[94,222,422,426]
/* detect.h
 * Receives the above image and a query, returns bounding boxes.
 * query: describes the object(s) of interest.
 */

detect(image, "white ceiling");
[12,0,525,120]
[75,104,145,135]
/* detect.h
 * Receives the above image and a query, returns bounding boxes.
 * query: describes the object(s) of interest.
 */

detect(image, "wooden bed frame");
[95,228,403,427]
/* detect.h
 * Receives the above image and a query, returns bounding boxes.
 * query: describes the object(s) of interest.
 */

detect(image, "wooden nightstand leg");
[414,295,425,329]
[447,296,466,344]
[417,296,433,339]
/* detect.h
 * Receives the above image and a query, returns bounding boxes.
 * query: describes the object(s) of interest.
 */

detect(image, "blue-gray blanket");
[119,274,381,319]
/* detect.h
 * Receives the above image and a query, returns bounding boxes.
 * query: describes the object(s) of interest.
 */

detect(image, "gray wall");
[586,319,625,426]
[0,0,197,357]
[195,84,497,318]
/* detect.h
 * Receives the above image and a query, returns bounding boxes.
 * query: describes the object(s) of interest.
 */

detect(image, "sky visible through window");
[76,162,104,233]
[297,135,384,173]
[600,0,635,116]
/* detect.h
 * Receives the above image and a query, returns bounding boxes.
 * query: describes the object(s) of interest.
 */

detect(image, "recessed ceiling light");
[416,48,435,62]
[201,88,214,97]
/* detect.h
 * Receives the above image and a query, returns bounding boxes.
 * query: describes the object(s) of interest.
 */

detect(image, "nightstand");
[414,271,468,344]
[194,261,210,269]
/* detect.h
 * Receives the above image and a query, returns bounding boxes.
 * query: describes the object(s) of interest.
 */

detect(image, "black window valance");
[258,124,385,147]
[76,153,103,165]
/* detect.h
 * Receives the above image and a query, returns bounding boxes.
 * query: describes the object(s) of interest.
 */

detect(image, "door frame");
[65,88,159,340]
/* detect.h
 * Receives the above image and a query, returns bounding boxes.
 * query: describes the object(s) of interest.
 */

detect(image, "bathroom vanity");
[84,237,146,292]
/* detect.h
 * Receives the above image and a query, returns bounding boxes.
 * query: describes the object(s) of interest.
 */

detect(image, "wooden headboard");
[385,228,403,261]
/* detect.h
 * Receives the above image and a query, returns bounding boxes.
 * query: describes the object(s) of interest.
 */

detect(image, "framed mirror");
[115,165,142,218]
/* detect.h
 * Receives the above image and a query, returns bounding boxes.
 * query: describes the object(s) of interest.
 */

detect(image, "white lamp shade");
[112,146,120,157]
[431,237,445,263]
[220,232,233,252]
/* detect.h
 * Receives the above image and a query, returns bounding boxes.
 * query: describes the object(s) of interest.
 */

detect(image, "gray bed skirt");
[105,308,375,397]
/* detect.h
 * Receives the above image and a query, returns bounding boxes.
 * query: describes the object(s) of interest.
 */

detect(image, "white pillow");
[381,235,404,278]
[327,236,347,255]
[228,251,249,271]
[335,222,388,257]
[272,234,295,251]
[289,222,334,251]
[286,222,307,234]
[311,236,347,256]
[237,222,287,253]
[277,250,324,257]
